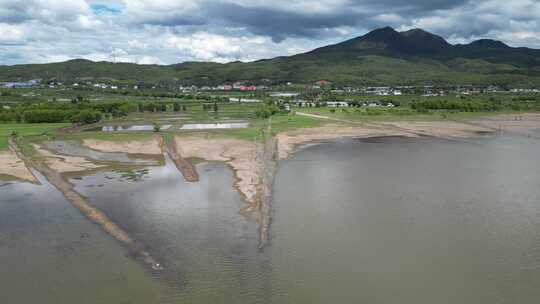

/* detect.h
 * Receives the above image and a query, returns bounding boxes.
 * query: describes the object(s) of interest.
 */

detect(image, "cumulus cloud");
[0,23,26,44]
[0,0,539,65]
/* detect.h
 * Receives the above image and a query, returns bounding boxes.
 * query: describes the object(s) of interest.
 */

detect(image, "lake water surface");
[1,134,539,303]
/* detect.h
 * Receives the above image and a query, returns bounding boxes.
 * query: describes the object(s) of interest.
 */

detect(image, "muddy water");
[269,135,540,303]
[71,158,269,303]
[0,174,166,304]
[1,134,540,303]
[89,124,172,132]
[44,141,159,165]
[180,122,249,130]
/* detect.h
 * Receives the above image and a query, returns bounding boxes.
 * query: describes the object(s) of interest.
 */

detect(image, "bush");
[0,112,19,122]
[255,108,272,118]
[152,122,161,132]
[24,110,68,123]
[255,105,280,118]
[71,110,102,124]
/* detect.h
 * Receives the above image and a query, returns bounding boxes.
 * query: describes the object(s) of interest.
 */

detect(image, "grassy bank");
[294,107,537,122]
[0,123,70,150]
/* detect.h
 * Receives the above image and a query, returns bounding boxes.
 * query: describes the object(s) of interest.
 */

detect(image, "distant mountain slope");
[1,27,540,86]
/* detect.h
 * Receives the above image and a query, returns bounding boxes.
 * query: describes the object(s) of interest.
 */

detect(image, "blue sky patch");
[91,4,122,15]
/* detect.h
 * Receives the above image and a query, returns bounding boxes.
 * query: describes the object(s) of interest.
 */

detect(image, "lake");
[1,134,539,303]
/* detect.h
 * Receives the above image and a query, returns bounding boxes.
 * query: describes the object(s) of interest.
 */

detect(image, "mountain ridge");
[1,26,540,86]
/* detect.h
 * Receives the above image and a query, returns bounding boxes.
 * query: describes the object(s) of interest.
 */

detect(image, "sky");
[0,0,539,65]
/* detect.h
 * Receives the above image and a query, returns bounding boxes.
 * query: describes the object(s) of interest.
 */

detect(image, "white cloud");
[166,32,250,62]
[1,0,540,65]
[0,23,26,44]
[137,55,163,65]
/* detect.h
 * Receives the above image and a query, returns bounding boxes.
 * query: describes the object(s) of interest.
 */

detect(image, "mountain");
[1,27,540,87]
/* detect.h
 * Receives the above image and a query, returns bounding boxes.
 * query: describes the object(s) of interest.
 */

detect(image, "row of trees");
[410,99,540,112]
[0,99,235,124]
[0,102,131,124]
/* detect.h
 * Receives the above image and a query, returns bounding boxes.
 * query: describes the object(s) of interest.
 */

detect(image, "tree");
[152,122,161,132]
[71,110,101,124]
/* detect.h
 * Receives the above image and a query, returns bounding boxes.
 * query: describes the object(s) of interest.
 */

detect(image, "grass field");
[294,107,532,122]
[0,123,70,150]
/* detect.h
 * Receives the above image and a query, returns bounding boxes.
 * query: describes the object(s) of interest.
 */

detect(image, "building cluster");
[2,78,540,97]
[292,100,395,108]
[181,82,270,92]
[1,79,41,88]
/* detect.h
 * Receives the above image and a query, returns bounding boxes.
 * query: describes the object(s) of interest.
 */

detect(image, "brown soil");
[173,135,261,206]
[469,113,540,136]
[0,150,37,182]
[378,121,495,138]
[82,136,163,155]
[164,139,199,182]
[33,144,106,173]
[276,124,417,159]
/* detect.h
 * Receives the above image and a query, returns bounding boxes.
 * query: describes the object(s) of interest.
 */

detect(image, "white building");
[326,101,350,108]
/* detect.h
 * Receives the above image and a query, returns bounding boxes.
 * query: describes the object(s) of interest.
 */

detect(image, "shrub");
[255,105,280,118]
[71,110,102,124]
[0,112,19,122]
[152,122,161,132]
[24,110,68,123]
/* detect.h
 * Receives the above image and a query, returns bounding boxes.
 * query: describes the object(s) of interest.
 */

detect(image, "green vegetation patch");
[0,123,69,150]
[270,114,323,134]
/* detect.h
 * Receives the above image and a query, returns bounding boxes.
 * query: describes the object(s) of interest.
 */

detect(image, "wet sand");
[378,121,495,138]
[34,144,106,173]
[82,136,163,155]
[172,135,262,207]
[164,138,200,182]
[469,113,540,136]
[276,124,417,159]
[0,150,37,182]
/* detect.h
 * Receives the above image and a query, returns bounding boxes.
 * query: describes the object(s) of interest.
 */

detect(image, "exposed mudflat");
[469,113,540,136]
[380,121,495,138]
[83,136,163,155]
[276,124,417,159]
[0,150,36,182]
[173,135,261,205]
[34,144,105,173]
[2,114,540,183]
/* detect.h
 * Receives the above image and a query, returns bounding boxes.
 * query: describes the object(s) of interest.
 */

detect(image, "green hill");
[1,27,540,87]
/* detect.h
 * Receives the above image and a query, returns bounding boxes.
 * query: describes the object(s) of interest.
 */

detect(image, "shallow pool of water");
[0,175,166,304]
[88,124,172,132]
[44,141,160,165]
[180,122,249,130]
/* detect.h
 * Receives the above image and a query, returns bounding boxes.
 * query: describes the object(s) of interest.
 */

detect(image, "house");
[270,92,299,97]
[326,101,350,108]
[315,80,331,86]
[229,97,261,103]
[366,101,382,107]
[293,100,316,107]
[240,85,257,91]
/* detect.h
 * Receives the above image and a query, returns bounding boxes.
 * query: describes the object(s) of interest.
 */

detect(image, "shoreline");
[7,138,164,271]
[2,113,539,269]
[2,113,539,183]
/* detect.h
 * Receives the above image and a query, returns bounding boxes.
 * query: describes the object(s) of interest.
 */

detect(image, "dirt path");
[163,137,200,182]
[257,118,278,249]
